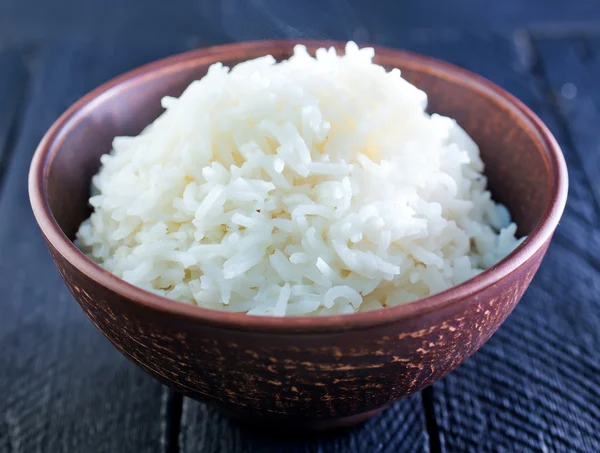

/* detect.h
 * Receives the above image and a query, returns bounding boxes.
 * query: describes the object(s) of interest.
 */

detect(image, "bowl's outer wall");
[39,42,558,421]
[46,237,548,419]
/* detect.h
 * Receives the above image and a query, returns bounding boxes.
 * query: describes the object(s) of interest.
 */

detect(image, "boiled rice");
[76,42,523,316]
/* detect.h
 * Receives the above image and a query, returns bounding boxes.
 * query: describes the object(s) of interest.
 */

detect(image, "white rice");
[76,42,523,316]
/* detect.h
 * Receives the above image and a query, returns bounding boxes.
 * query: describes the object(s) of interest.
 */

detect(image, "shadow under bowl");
[29,40,568,431]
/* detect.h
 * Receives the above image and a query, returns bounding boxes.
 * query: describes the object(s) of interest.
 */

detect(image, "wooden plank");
[432,241,600,452]
[0,38,193,453]
[0,48,28,179]
[530,35,600,295]
[180,396,429,453]
[521,35,600,274]
[534,37,600,213]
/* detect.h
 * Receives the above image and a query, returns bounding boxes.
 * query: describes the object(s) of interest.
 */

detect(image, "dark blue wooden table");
[1,2,599,452]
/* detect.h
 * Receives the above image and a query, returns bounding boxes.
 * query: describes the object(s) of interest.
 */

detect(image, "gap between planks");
[421,388,442,453]
[163,389,184,453]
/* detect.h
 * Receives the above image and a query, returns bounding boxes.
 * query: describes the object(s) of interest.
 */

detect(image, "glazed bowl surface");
[29,40,568,431]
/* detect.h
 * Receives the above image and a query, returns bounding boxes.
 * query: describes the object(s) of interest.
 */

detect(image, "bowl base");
[228,406,387,434]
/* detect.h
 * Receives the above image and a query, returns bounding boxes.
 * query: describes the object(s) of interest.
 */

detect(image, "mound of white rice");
[76,42,523,316]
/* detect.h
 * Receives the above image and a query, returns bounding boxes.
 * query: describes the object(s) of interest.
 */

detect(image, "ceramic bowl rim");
[28,39,568,333]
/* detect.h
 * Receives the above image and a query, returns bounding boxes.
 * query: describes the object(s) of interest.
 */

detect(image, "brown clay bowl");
[29,40,568,431]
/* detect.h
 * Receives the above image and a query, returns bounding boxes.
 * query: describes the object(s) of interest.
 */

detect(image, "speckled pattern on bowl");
[29,40,568,431]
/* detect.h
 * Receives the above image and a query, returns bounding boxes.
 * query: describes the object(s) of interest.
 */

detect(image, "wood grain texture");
[0,49,28,181]
[432,246,600,452]
[534,37,600,214]
[0,38,193,453]
[180,396,429,453]
[528,35,600,281]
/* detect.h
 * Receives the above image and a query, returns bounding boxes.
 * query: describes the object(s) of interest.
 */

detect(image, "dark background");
[1,1,600,452]
[2,0,600,43]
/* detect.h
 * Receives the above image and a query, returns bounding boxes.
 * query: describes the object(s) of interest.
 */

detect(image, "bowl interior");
[45,43,550,253]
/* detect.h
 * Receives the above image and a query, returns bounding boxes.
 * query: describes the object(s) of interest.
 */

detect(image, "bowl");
[29,40,568,431]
